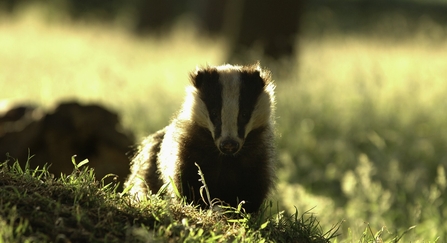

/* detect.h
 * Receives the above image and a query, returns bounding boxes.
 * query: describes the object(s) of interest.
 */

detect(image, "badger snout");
[219,138,240,155]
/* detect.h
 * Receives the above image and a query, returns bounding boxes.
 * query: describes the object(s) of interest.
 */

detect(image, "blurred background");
[1,0,447,241]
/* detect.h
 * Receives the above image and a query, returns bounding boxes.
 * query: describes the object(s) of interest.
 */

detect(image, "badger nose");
[220,139,240,155]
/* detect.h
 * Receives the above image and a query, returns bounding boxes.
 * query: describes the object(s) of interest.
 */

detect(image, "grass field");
[1,5,447,242]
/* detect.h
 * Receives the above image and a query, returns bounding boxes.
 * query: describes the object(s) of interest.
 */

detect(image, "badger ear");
[247,62,271,87]
[189,67,218,89]
[190,69,204,88]
[251,69,270,89]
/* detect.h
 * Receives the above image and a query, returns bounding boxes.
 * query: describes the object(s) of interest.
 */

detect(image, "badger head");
[180,64,275,156]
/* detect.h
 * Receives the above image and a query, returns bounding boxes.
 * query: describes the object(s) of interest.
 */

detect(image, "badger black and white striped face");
[183,64,275,155]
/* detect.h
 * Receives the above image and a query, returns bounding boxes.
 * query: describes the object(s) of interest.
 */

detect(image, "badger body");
[125,64,276,213]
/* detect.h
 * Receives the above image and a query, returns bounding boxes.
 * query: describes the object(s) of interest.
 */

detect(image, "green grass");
[1,4,447,242]
[0,159,338,242]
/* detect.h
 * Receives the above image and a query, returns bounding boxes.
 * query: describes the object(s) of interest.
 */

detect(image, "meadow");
[1,5,447,242]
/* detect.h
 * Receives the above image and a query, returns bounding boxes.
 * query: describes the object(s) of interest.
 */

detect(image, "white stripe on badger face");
[244,82,275,137]
[219,70,242,144]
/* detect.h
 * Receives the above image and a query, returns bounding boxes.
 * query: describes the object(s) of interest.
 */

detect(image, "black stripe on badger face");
[238,71,266,138]
[192,68,223,136]
[192,66,267,156]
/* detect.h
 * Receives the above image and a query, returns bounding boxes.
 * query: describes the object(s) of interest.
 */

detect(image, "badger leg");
[125,129,165,199]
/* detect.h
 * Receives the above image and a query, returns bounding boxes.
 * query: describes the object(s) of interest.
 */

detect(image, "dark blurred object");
[0,102,135,187]
[224,0,303,61]
[137,0,304,61]
[239,0,302,60]
[134,0,303,61]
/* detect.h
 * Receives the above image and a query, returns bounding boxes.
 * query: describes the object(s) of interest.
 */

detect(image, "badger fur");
[125,64,276,213]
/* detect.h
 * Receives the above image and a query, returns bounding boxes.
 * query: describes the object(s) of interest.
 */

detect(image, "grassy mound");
[0,159,338,242]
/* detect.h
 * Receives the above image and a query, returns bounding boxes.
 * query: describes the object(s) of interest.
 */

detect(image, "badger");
[125,64,276,213]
